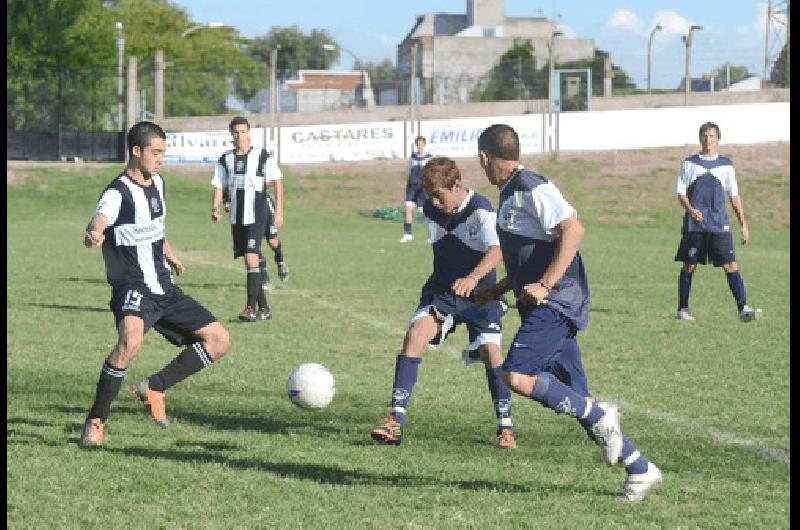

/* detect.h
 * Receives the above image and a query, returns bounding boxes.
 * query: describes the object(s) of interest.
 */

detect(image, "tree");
[770,43,790,88]
[246,26,338,80]
[359,58,398,84]
[709,63,752,90]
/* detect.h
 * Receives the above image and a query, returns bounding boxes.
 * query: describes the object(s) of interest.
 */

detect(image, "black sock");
[87,360,127,421]
[273,243,284,264]
[247,267,261,308]
[403,223,412,235]
[148,343,214,392]
[258,254,269,284]
[257,282,270,311]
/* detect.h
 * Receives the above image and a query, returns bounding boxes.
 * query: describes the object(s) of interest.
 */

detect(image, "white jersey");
[211,146,282,225]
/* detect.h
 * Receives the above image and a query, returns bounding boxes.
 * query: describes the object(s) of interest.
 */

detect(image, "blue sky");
[172,1,785,89]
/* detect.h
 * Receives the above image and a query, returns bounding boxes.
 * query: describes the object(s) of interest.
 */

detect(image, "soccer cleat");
[131,380,170,428]
[79,418,105,447]
[369,415,403,445]
[238,306,257,322]
[590,401,623,465]
[495,428,517,449]
[277,261,290,281]
[256,308,272,321]
[739,305,762,323]
[676,308,695,321]
[620,462,663,502]
[399,234,414,243]
[262,281,275,293]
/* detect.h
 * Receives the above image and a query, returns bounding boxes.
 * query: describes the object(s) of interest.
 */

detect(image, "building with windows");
[397,0,595,104]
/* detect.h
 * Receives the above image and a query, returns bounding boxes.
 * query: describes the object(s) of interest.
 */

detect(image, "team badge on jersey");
[150,196,161,215]
[467,222,480,240]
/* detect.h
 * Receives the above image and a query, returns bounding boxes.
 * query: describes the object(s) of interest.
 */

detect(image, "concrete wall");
[156,88,790,133]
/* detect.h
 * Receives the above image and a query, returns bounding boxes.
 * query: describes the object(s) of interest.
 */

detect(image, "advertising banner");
[278,122,405,163]
[414,114,545,158]
[165,128,266,163]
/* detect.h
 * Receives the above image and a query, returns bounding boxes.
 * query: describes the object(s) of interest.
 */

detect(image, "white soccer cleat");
[676,308,695,321]
[262,281,275,292]
[620,462,663,502]
[739,305,762,323]
[590,401,624,465]
[399,234,414,243]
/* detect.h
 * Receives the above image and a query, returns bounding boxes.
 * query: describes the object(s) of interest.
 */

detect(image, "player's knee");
[503,371,523,392]
[207,326,231,360]
[723,262,738,273]
[114,336,142,363]
[683,263,697,274]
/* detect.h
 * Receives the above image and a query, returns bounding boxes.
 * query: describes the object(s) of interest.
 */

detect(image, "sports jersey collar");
[698,152,719,161]
[499,165,525,193]
[234,146,254,157]
[453,188,475,214]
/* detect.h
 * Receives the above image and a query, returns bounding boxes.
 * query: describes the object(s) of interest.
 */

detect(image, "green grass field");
[7,153,789,529]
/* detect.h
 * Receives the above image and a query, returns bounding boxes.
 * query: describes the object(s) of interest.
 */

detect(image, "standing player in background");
[80,121,231,447]
[212,116,278,321]
[399,135,433,242]
[476,124,662,501]
[674,121,761,322]
[371,156,517,449]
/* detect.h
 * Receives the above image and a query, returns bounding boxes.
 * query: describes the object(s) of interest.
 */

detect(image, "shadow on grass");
[64,277,106,285]
[23,302,109,313]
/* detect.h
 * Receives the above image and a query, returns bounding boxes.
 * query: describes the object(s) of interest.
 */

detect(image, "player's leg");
[243,224,271,320]
[133,292,230,429]
[502,307,624,465]
[674,233,701,320]
[81,293,148,447]
[714,233,760,321]
[268,235,289,281]
[258,250,272,292]
[400,181,415,242]
[370,311,441,445]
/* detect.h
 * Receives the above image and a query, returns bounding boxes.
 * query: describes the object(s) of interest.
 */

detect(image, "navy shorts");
[110,285,217,347]
[411,291,503,351]
[674,231,736,266]
[232,223,266,258]
[503,305,591,397]
[405,180,428,206]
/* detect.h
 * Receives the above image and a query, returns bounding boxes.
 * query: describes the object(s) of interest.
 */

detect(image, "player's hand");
[741,225,750,245]
[520,282,548,307]
[452,276,479,298]
[167,256,186,276]
[211,210,221,223]
[689,208,703,222]
[84,230,104,248]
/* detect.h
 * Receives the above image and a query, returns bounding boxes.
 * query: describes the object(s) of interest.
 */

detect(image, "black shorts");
[264,195,279,239]
[231,223,266,258]
[405,181,427,206]
[674,231,736,266]
[110,285,217,347]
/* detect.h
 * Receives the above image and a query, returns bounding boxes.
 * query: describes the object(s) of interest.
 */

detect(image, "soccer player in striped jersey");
[212,116,281,321]
[674,122,761,322]
[476,124,662,501]
[371,156,517,449]
[80,121,231,448]
[399,136,433,242]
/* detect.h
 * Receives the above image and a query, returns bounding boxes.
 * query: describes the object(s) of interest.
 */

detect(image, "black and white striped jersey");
[93,172,173,295]
[211,146,283,225]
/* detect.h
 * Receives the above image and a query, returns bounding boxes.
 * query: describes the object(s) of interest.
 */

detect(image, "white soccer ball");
[287,363,336,409]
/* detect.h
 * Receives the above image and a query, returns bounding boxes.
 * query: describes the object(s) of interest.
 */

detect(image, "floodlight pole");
[116,21,124,132]
[647,24,663,94]
[683,25,703,106]
[548,30,562,110]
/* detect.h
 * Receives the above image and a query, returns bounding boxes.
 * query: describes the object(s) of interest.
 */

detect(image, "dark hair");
[415,135,426,144]
[229,116,250,133]
[127,121,166,157]
[422,156,461,191]
[699,121,720,139]
[478,124,520,161]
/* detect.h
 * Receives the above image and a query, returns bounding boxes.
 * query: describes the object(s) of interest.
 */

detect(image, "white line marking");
[185,254,790,464]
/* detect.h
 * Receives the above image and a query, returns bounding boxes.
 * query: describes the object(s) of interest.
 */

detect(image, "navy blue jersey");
[407,152,433,184]
[496,168,590,331]
[676,154,738,234]
[421,189,499,296]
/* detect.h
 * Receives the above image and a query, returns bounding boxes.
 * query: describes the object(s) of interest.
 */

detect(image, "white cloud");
[607,9,644,33]
[650,11,696,38]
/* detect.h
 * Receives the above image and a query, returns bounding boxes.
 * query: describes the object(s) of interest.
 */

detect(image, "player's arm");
[84,213,109,248]
[270,178,284,228]
[163,238,185,276]
[452,245,502,298]
[729,195,749,245]
[264,150,284,228]
[521,215,584,306]
[211,186,223,222]
[678,194,703,222]
[474,276,511,306]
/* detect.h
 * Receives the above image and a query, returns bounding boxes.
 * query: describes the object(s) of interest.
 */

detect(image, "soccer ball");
[287,363,336,409]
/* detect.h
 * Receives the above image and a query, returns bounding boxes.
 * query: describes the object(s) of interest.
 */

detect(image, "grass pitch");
[7,147,789,528]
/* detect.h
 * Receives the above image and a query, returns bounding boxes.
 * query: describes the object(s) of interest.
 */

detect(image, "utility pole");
[647,24,663,94]
[154,50,164,118]
[764,0,772,87]
[682,25,703,106]
[270,47,278,143]
[116,22,124,132]
[410,41,418,137]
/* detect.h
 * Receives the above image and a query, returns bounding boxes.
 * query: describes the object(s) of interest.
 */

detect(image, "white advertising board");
[557,102,790,151]
[415,114,544,158]
[278,122,405,163]
[164,128,265,163]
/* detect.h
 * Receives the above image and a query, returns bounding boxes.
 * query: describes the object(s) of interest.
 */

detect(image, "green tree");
[710,63,752,90]
[246,26,338,80]
[770,44,789,87]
